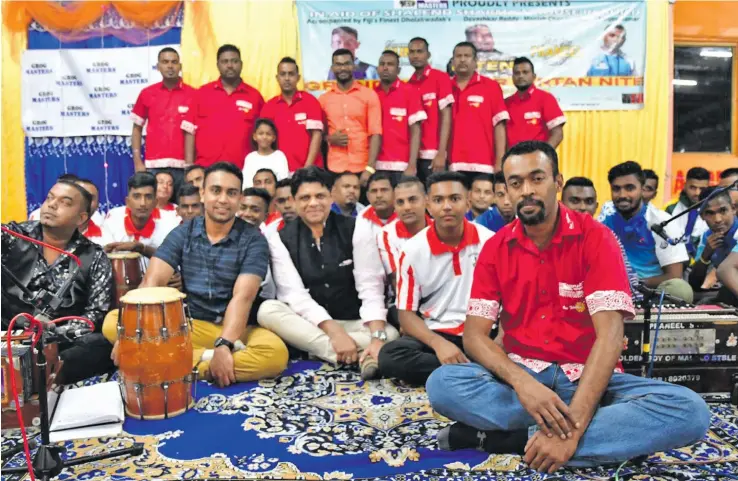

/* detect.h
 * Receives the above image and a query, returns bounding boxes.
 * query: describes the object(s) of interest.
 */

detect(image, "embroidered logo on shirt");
[422,92,437,101]
[236,100,253,112]
[390,107,407,122]
[524,111,542,119]
[559,282,584,298]
[294,112,307,121]
[178,105,189,114]
[467,95,484,107]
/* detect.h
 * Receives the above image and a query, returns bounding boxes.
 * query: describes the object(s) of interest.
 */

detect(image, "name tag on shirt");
[236,100,253,112]
[294,112,307,121]
[467,95,485,106]
[390,108,407,117]
[524,111,541,119]
[178,105,189,114]
[422,92,437,101]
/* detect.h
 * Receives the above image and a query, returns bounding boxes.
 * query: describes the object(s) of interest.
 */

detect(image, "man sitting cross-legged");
[257,166,399,378]
[426,141,710,473]
[103,162,288,387]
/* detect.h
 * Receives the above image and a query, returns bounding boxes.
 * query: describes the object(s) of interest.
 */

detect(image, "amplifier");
[621,304,738,393]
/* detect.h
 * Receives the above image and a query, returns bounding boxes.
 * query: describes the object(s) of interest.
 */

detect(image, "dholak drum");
[108,251,144,309]
[117,287,194,420]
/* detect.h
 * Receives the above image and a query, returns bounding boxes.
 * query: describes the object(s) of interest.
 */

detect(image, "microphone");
[54,324,93,340]
[650,223,669,242]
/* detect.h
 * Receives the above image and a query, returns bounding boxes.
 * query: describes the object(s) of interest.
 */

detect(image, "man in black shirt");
[2,181,114,383]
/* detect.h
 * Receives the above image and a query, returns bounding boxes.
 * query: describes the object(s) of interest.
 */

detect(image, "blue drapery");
[24,8,183,214]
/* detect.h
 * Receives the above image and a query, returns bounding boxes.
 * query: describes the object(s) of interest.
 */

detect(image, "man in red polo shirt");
[407,37,454,184]
[449,41,509,182]
[505,57,566,149]
[426,141,710,473]
[375,50,427,183]
[131,47,195,193]
[183,44,264,170]
[261,57,324,173]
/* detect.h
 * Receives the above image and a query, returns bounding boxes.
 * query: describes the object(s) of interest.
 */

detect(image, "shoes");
[438,423,527,454]
[360,357,380,381]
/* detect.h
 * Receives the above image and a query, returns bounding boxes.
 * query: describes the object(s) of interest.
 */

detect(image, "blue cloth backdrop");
[24,8,183,214]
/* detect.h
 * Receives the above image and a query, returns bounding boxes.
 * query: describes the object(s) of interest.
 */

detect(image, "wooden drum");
[117,287,194,420]
[108,251,144,309]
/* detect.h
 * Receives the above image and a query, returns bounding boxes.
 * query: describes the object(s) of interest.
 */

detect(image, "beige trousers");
[256,300,399,363]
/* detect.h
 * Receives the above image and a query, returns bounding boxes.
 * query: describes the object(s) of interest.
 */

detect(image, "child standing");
[242,118,289,188]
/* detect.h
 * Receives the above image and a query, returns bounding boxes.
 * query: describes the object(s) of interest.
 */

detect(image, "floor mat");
[2,360,737,480]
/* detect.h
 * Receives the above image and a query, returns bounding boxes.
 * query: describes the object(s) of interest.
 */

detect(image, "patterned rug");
[2,360,738,481]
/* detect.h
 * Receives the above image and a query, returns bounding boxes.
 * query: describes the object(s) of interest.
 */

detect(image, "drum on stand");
[108,251,144,309]
[117,287,194,420]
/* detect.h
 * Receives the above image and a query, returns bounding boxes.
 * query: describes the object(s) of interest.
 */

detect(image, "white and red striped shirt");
[354,206,398,277]
[377,215,432,275]
[396,221,493,335]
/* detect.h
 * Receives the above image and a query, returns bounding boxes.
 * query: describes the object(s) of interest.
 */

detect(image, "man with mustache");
[426,141,709,473]
[331,172,365,217]
[601,161,693,302]
[264,178,298,234]
[183,44,264,170]
[131,47,194,195]
[688,187,737,291]
[104,163,288,387]
[379,172,493,385]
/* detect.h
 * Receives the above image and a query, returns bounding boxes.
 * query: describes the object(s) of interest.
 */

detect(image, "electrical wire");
[648,289,666,379]
[613,459,628,481]
[0,226,82,267]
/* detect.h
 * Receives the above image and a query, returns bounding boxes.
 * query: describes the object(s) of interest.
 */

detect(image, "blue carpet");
[2,360,738,480]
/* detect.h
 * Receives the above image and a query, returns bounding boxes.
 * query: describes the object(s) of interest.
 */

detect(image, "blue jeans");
[426,362,711,467]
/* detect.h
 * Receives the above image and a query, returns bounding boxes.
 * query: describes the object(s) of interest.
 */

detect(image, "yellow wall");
[2,0,670,221]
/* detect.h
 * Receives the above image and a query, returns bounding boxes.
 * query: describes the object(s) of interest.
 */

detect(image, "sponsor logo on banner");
[89,86,118,99]
[120,73,148,85]
[56,75,83,87]
[87,61,116,74]
[26,120,53,133]
[91,119,121,132]
[61,105,91,117]
[32,91,61,103]
[418,0,448,8]
[26,63,53,75]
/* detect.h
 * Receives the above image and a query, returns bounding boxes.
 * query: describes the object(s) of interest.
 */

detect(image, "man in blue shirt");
[666,167,710,259]
[466,174,495,221]
[587,24,635,77]
[475,172,515,231]
[331,172,365,217]
[104,162,288,387]
[601,161,693,303]
[688,186,738,291]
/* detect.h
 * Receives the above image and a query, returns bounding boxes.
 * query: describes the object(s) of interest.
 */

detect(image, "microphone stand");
[650,179,738,246]
[1,231,143,480]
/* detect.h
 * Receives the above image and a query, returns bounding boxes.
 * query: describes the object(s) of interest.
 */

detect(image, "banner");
[22,44,179,137]
[296,0,646,111]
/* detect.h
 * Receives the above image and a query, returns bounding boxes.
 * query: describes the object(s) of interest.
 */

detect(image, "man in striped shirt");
[377,172,493,385]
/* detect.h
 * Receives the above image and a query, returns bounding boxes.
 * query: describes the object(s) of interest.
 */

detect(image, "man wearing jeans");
[426,142,710,473]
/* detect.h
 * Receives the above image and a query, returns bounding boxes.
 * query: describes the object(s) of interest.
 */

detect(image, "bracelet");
[364,165,376,174]
[698,255,711,265]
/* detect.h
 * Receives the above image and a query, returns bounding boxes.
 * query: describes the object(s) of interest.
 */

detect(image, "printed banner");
[296,0,646,111]
[22,44,179,137]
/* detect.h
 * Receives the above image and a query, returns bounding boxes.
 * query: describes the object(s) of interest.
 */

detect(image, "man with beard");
[183,44,264,170]
[426,141,709,473]
[505,58,566,149]
[132,47,194,193]
[665,167,710,258]
[3,181,115,383]
[407,37,454,184]
[601,161,693,302]
[104,163,288,387]
[587,24,636,77]
[265,178,298,233]
[448,42,509,179]
[475,171,516,231]
[320,48,382,184]
[375,50,427,182]
[261,57,324,172]
[258,167,399,378]
[331,172,365,217]
[326,26,378,81]
[688,187,737,291]
[378,172,493,385]
[176,183,204,222]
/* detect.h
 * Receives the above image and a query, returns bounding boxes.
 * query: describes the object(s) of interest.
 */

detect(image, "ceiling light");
[673,79,697,86]
[699,48,733,58]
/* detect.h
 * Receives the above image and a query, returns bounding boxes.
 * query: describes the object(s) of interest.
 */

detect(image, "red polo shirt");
[374,79,427,172]
[261,91,324,172]
[131,80,195,169]
[467,204,635,366]
[182,79,264,169]
[505,85,566,148]
[449,73,509,174]
[407,66,455,160]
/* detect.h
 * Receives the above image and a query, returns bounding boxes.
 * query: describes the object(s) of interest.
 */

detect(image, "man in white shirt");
[257,167,399,379]
[101,172,179,261]
[378,172,493,385]
[665,167,710,259]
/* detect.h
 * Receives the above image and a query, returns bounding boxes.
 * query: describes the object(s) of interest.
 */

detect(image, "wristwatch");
[214,337,235,351]
[372,330,388,342]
